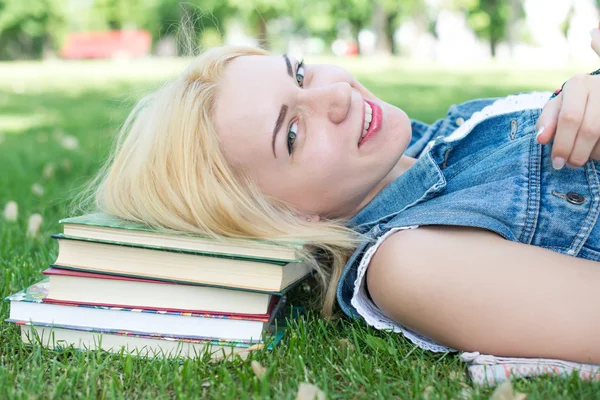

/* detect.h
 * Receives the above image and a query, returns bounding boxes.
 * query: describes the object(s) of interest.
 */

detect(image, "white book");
[7,280,284,342]
[20,325,270,360]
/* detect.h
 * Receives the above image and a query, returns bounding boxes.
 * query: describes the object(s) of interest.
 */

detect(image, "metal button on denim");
[566,192,585,205]
[455,117,465,126]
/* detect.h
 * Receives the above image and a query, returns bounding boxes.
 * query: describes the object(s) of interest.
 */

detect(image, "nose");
[302,82,352,124]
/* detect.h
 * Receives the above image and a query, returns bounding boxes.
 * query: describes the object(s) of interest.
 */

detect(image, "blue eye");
[287,121,298,155]
[296,60,305,88]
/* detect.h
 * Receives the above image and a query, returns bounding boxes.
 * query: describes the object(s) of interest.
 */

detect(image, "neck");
[350,154,417,216]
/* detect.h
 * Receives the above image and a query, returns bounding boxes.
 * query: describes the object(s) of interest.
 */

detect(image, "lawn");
[1,56,599,399]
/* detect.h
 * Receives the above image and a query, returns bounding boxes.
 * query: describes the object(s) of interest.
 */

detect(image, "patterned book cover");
[59,213,304,262]
[9,319,286,346]
[6,279,286,323]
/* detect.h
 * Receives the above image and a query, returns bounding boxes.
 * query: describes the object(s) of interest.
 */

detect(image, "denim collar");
[348,148,447,234]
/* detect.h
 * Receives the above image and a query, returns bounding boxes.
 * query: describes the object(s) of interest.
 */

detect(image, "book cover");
[50,264,311,296]
[6,279,280,322]
[10,319,272,345]
[16,323,286,360]
[51,236,314,294]
[60,213,304,263]
[42,267,274,315]
[53,234,292,265]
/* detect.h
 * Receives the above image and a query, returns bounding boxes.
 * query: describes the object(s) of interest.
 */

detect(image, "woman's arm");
[366,225,600,364]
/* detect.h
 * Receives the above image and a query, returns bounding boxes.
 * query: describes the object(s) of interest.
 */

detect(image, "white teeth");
[360,101,373,142]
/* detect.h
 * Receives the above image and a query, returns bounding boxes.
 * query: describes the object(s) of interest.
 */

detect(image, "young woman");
[82,31,600,365]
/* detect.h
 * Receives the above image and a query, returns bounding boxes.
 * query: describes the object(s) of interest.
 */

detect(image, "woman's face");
[213,55,411,219]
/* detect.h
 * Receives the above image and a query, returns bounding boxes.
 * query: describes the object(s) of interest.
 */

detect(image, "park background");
[1,0,600,399]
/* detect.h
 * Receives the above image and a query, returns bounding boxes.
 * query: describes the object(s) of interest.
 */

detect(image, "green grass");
[1,57,600,399]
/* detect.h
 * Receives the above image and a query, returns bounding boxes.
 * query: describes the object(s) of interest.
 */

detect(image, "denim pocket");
[532,146,600,259]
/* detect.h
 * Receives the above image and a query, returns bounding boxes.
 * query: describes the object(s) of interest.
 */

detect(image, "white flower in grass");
[251,360,266,378]
[60,135,79,150]
[61,159,72,171]
[490,381,526,400]
[42,163,56,179]
[31,183,45,197]
[27,214,43,238]
[423,386,434,400]
[3,201,18,222]
[296,383,326,400]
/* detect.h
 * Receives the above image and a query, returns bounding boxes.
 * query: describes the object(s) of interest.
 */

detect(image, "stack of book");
[5,213,312,359]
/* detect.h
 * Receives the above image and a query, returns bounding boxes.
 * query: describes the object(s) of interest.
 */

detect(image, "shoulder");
[372,225,504,259]
[406,98,501,157]
[366,226,503,285]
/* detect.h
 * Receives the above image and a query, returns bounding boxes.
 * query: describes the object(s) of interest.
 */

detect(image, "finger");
[590,138,600,161]
[591,27,600,57]
[536,94,561,145]
[568,85,600,167]
[552,74,589,169]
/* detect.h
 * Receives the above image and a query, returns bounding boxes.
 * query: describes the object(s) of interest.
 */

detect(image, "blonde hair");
[76,46,364,316]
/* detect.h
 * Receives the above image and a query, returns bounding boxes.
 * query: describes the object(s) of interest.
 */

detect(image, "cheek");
[300,147,348,188]
[305,137,343,164]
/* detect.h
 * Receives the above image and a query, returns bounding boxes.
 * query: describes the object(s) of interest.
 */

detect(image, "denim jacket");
[337,93,600,319]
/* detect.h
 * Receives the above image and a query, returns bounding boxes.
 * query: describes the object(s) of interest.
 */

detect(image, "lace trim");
[350,226,455,353]
[444,91,551,142]
[351,92,551,353]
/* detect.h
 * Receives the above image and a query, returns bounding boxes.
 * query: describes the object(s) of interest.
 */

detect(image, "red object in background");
[346,41,359,55]
[60,30,152,59]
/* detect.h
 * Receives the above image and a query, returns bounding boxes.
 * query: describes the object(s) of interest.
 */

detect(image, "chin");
[384,103,411,149]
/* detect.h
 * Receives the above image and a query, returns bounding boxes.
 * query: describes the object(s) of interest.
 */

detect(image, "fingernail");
[536,126,544,143]
[552,157,565,170]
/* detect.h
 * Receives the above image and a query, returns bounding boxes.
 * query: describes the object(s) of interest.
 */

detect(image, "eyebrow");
[271,55,294,158]
[272,104,288,158]
[283,54,293,77]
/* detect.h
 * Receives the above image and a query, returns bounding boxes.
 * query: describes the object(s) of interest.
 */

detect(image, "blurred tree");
[66,0,229,54]
[287,0,370,52]
[453,0,524,57]
[132,0,230,54]
[505,0,522,57]
[334,0,371,52]
[559,2,575,38]
[0,0,67,59]
[372,0,394,54]
[92,0,146,29]
[372,0,427,55]
[289,0,426,55]
[227,0,290,49]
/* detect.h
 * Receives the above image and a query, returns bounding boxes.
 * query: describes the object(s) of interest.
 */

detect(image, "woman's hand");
[535,28,600,170]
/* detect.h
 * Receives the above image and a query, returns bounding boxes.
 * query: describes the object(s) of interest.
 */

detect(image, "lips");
[358,99,382,147]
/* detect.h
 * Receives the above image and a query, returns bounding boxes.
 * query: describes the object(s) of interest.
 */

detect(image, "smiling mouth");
[358,99,382,146]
